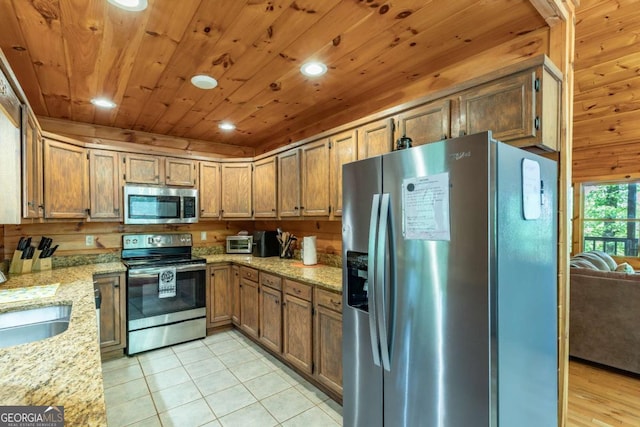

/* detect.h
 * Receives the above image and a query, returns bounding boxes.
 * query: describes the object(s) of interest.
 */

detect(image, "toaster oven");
[226,236,253,254]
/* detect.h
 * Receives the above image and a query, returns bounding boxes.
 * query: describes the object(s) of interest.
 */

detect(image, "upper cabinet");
[329,130,357,217]
[123,153,163,185]
[199,161,221,219]
[22,109,43,219]
[253,156,277,218]
[278,150,301,218]
[220,162,252,218]
[166,158,196,187]
[396,99,451,147]
[301,139,330,217]
[0,67,21,224]
[89,150,121,221]
[43,138,89,219]
[357,118,394,159]
[457,64,561,151]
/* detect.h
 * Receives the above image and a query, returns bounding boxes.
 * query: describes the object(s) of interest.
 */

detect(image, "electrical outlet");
[86,235,94,246]
[201,231,207,241]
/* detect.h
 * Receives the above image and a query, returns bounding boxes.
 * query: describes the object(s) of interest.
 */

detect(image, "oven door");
[127,264,206,331]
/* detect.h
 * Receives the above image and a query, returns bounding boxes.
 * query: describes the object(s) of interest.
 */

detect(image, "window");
[582,182,640,256]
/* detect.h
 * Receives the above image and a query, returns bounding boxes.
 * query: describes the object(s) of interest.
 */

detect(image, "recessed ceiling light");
[107,0,148,11]
[218,122,235,131]
[191,75,218,90]
[91,98,116,108]
[300,61,327,77]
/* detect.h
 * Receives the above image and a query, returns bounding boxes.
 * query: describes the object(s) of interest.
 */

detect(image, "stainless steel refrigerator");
[342,131,557,427]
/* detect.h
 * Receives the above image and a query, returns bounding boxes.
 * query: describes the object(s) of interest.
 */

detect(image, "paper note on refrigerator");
[402,173,451,241]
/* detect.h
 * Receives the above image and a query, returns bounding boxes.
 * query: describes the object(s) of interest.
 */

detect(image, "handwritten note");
[402,173,451,241]
[522,158,541,220]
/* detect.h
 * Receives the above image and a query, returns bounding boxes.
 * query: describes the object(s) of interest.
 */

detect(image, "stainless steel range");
[122,233,206,355]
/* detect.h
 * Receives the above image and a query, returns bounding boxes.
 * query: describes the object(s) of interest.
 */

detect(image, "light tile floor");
[101,329,343,427]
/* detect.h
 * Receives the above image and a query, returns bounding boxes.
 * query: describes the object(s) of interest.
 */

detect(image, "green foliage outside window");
[582,182,640,256]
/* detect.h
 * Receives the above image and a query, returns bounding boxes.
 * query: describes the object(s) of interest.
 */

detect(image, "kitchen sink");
[0,304,72,348]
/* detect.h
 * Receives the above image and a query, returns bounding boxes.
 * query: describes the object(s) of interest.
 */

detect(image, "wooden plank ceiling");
[573,0,640,180]
[0,0,546,154]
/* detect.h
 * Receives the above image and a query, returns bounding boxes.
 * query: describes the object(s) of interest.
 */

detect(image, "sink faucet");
[0,271,7,284]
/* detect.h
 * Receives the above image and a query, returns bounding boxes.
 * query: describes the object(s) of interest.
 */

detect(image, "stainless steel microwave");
[124,185,198,224]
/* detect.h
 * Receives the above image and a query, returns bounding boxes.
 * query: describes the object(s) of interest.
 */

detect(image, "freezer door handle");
[368,194,382,367]
[376,193,392,372]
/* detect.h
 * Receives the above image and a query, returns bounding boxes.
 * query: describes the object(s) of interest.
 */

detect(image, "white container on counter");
[303,236,317,265]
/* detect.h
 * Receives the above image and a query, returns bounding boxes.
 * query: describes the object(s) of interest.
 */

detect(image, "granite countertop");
[0,262,125,427]
[201,255,343,292]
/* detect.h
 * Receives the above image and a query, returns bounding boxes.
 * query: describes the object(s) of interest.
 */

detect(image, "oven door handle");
[128,264,206,277]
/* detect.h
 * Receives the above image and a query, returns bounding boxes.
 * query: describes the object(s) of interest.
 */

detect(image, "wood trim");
[547,1,576,425]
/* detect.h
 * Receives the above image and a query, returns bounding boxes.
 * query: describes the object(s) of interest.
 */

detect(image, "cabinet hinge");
[251,209,254,216]
[328,141,332,149]
[312,307,315,316]
[534,78,540,92]
[311,361,315,374]
[122,157,126,164]
[534,116,540,130]
[123,174,127,181]
[251,164,254,171]
[328,205,332,214]
[86,152,89,160]
[391,119,396,134]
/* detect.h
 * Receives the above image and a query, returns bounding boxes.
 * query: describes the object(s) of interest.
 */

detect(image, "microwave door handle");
[368,194,382,368]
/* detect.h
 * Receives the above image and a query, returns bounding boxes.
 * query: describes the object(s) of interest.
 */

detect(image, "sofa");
[569,250,640,374]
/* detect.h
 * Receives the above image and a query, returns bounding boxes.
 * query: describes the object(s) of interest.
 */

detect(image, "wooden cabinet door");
[283,280,313,374]
[314,289,343,396]
[124,153,163,185]
[396,99,451,147]
[357,118,393,159]
[221,162,252,218]
[22,111,43,218]
[301,139,330,217]
[458,70,536,143]
[329,130,357,217]
[199,161,221,219]
[43,139,89,219]
[240,277,259,338]
[231,265,240,325]
[94,273,126,353]
[207,264,231,327]
[259,284,282,353]
[253,156,277,218]
[89,150,121,220]
[166,158,196,187]
[278,149,301,217]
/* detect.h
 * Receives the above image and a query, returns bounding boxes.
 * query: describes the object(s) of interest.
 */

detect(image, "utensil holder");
[9,251,32,274]
[32,255,52,272]
[280,243,294,259]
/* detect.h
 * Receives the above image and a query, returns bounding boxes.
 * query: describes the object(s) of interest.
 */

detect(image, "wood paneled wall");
[2,221,251,260]
[1,220,343,262]
[572,0,640,182]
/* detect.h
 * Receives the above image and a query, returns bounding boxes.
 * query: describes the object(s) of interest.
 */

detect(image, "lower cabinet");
[314,288,343,396]
[205,263,342,400]
[207,264,232,328]
[239,267,260,338]
[283,279,313,375]
[94,273,126,357]
[259,272,282,353]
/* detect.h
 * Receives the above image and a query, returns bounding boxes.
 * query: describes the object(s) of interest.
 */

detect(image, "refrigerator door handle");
[376,193,392,372]
[368,194,382,367]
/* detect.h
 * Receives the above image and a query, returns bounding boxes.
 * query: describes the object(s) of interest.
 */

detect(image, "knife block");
[9,251,32,274]
[32,250,52,272]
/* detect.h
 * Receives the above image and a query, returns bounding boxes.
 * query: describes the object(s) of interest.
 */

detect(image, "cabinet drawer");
[315,288,342,312]
[260,272,282,290]
[284,279,312,301]
[240,266,259,282]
